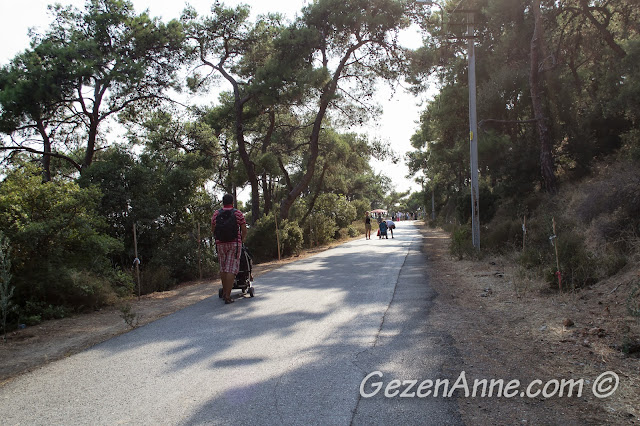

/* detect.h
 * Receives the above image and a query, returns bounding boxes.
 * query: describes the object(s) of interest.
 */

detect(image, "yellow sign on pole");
[470,131,474,141]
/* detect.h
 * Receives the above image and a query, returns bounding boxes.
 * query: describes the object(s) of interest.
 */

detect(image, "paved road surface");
[0,221,461,425]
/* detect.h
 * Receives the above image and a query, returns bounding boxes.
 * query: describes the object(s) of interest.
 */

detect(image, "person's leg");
[221,272,235,301]
[217,243,237,303]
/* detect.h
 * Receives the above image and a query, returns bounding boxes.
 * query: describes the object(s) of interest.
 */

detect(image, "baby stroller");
[218,244,255,298]
[379,221,388,239]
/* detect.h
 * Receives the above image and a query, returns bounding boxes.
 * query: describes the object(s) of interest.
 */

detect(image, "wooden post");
[274,213,281,261]
[552,217,561,291]
[133,223,141,300]
[197,223,202,280]
[522,216,527,251]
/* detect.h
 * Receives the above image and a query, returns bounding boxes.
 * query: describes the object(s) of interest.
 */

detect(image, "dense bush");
[337,225,360,240]
[351,199,372,220]
[304,212,337,247]
[478,173,637,291]
[314,193,357,229]
[151,222,218,284]
[0,163,125,320]
[449,225,473,260]
[483,217,523,252]
[245,213,303,262]
[79,147,217,286]
[455,185,499,225]
[139,265,175,294]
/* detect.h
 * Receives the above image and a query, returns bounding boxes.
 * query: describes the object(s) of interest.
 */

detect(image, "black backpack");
[215,208,238,242]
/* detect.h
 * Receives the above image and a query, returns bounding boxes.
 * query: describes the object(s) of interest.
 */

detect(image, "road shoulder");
[419,225,639,424]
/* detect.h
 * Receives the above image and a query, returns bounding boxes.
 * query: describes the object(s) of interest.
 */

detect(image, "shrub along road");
[0,222,462,424]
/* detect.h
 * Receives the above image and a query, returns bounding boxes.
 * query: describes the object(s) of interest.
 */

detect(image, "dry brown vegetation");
[422,226,640,424]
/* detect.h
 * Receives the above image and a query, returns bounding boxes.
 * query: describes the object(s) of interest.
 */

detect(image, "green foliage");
[140,265,175,294]
[449,225,473,261]
[0,162,124,312]
[279,220,305,257]
[352,199,372,219]
[63,270,120,311]
[20,301,69,325]
[483,218,523,253]
[0,233,15,340]
[409,0,640,256]
[79,145,217,288]
[0,0,187,172]
[546,231,598,289]
[335,224,361,240]
[455,185,499,225]
[305,213,338,247]
[118,303,141,329]
[245,214,303,262]
[313,193,357,230]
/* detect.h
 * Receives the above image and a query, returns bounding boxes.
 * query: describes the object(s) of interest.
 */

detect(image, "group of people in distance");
[364,211,395,240]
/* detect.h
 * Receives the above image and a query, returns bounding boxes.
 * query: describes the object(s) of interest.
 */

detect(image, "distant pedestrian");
[364,212,372,240]
[386,219,395,238]
[379,220,388,239]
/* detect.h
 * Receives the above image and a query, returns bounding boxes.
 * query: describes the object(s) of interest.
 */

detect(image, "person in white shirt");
[386,219,395,238]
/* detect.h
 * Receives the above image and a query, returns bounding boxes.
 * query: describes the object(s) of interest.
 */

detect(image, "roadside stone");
[563,318,575,327]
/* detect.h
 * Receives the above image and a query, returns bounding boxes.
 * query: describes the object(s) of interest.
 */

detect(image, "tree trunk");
[279,43,363,220]
[83,120,99,171]
[530,0,557,194]
[81,83,103,172]
[261,111,276,216]
[220,65,261,224]
[262,172,272,215]
[278,102,323,220]
[233,95,260,224]
[36,121,52,183]
[300,162,329,224]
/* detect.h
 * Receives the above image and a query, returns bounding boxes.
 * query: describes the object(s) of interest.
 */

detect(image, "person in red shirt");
[211,194,247,304]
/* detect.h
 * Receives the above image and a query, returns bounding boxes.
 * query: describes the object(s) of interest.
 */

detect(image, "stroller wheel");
[248,287,255,297]
[218,288,223,298]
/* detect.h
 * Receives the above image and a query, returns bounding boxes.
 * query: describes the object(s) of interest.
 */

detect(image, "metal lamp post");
[415,0,480,249]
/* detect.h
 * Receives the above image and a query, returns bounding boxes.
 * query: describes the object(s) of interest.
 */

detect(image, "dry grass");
[420,225,640,424]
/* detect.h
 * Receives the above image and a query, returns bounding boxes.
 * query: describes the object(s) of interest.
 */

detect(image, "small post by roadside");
[522,216,527,251]
[275,211,281,261]
[551,217,562,291]
[133,223,141,300]
[197,223,202,280]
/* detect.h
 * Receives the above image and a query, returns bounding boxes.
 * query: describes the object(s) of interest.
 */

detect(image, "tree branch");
[0,146,82,171]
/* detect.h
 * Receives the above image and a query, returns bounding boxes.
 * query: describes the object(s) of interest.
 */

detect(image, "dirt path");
[2,226,638,424]
[420,227,640,424]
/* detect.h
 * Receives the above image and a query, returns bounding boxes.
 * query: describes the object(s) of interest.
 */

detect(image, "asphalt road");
[0,221,462,425]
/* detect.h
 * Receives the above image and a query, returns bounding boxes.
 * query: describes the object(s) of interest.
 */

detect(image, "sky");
[0,0,429,195]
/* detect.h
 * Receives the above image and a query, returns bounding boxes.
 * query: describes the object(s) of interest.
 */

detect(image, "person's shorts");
[365,223,372,231]
[217,242,241,274]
